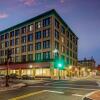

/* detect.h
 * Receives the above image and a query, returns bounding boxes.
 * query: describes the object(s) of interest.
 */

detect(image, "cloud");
[60,0,64,3]
[0,12,8,19]
[20,0,36,6]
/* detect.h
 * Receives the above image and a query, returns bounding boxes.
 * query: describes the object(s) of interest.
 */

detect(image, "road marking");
[8,90,47,100]
[72,94,83,97]
[28,85,99,91]
[46,90,64,94]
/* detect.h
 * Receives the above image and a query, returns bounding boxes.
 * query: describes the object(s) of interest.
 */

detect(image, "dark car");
[22,75,34,80]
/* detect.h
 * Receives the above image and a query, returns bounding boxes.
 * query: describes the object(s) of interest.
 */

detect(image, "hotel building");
[0,9,78,79]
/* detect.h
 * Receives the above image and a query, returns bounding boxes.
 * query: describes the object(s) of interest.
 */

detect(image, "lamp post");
[5,49,11,87]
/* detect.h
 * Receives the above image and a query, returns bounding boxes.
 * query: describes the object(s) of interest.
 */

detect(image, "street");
[0,79,100,100]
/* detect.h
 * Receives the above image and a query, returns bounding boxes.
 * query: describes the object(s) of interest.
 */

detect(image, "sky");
[0,0,100,65]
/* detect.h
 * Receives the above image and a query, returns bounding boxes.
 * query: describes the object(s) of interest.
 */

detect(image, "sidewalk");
[83,90,100,100]
[0,83,26,92]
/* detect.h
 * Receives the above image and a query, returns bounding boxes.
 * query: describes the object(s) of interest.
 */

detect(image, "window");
[67,31,69,38]
[61,26,65,34]
[61,36,65,43]
[11,48,14,54]
[28,24,33,32]
[10,39,14,46]
[55,41,59,50]
[15,29,20,36]
[35,21,41,29]
[5,33,9,39]
[43,29,50,38]
[70,42,72,49]
[0,35,4,41]
[15,38,19,45]
[55,19,59,28]
[70,34,72,41]
[15,47,20,54]
[28,54,33,61]
[22,45,26,53]
[61,46,65,53]
[5,41,9,47]
[0,50,4,56]
[67,48,69,55]
[43,51,50,60]
[28,44,33,51]
[21,36,26,43]
[28,34,33,42]
[43,17,50,27]
[35,42,41,50]
[1,42,5,48]
[10,31,14,37]
[55,30,59,39]
[21,55,26,62]
[15,56,20,62]
[35,31,41,40]
[21,27,26,34]
[35,53,41,61]
[43,40,50,49]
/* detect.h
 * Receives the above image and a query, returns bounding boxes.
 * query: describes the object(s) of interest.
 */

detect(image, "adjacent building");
[0,9,78,79]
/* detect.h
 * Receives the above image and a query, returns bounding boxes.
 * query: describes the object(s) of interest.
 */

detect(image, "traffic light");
[54,58,65,70]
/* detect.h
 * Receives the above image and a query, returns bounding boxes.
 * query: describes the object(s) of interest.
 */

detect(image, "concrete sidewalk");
[83,90,100,100]
[0,83,26,92]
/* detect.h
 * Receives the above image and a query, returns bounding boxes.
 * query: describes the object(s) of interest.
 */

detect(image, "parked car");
[0,74,5,79]
[22,75,34,80]
[9,74,20,79]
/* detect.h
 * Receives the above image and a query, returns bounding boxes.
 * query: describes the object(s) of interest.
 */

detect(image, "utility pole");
[5,49,11,87]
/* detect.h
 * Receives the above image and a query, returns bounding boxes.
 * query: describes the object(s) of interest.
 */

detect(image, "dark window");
[35,31,41,40]
[22,55,26,62]
[55,41,59,50]
[15,29,20,36]
[61,26,65,34]
[15,38,19,45]
[28,54,33,62]
[21,36,26,43]
[21,45,26,53]
[0,35,4,41]
[28,44,33,51]
[35,53,41,61]
[43,40,50,49]
[43,17,50,27]
[55,19,59,28]
[5,41,9,47]
[21,27,26,34]
[28,34,33,42]
[35,42,41,50]
[10,39,14,46]
[5,33,9,39]
[11,48,14,54]
[43,28,50,38]
[10,31,14,37]
[55,30,59,39]
[43,51,50,60]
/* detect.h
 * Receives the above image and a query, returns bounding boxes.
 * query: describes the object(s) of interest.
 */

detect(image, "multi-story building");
[0,9,78,79]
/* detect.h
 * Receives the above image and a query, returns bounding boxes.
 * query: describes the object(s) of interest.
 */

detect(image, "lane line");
[28,85,99,91]
[8,90,47,100]
[46,90,64,94]
[72,94,83,97]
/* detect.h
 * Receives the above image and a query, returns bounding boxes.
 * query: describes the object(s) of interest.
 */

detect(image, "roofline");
[0,9,78,39]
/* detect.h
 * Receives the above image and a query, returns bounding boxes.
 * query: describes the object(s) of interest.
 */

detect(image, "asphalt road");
[0,79,100,100]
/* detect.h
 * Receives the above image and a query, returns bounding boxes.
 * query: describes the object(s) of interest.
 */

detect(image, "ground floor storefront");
[0,62,66,79]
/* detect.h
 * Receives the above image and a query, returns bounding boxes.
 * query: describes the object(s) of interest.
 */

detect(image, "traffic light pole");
[58,68,60,80]
[5,61,9,87]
